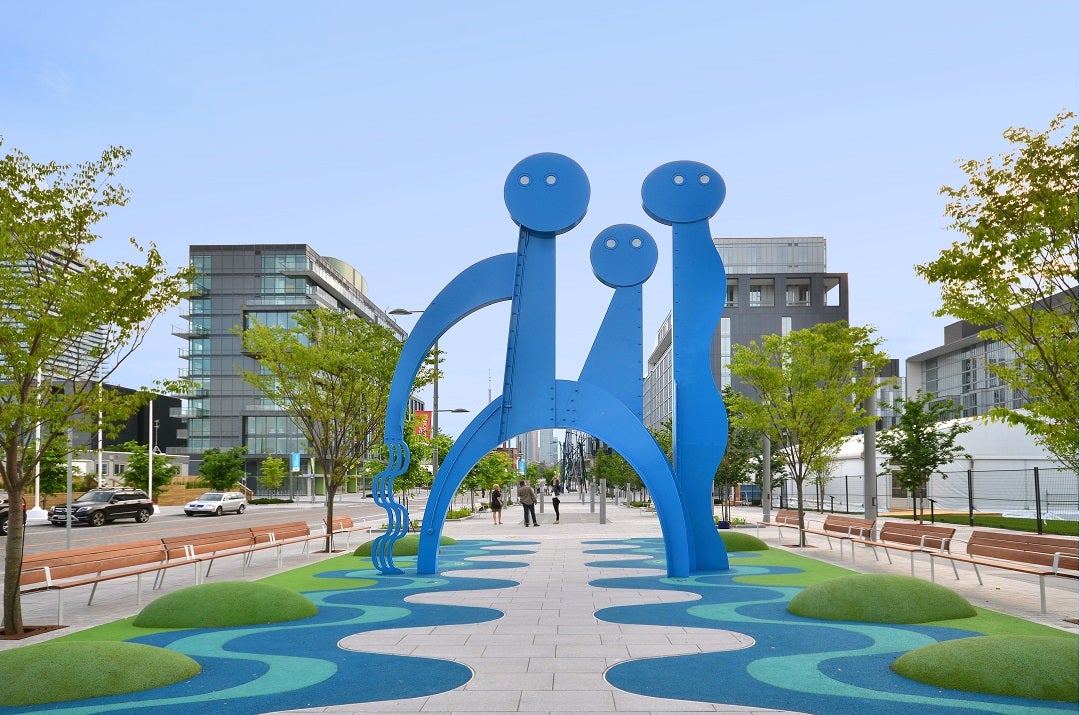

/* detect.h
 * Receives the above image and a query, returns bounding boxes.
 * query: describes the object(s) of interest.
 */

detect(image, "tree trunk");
[3,450,26,634]
[796,479,807,547]
[323,475,337,554]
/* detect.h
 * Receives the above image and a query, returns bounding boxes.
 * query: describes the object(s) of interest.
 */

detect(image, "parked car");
[185,491,247,517]
[0,491,27,537]
[48,487,153,527]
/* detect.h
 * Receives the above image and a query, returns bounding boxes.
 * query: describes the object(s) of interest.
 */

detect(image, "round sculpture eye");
[545,174,557,185]
[605,238,617,249]
[519,175,530,186]
[699,174,711,184]
[631,237,643,248]
[673,174,685,185]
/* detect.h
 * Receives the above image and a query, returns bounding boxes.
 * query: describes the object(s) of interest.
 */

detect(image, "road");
[5,495,425,557]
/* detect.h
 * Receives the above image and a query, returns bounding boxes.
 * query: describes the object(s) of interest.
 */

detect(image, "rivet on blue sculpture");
[371,153,730,577]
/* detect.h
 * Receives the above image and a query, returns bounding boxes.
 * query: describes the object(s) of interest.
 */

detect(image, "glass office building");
[175,244,410,474]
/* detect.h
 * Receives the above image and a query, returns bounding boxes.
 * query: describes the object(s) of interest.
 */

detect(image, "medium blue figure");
[642,161,730,570]
[371,153,587,573]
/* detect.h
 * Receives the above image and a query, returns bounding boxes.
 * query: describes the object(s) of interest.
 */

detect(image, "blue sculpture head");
[590,224,657,288]
[504,153,590,235]
[641,160,725,225]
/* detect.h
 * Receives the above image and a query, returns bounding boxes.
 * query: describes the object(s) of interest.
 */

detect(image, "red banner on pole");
[415,411,432,438]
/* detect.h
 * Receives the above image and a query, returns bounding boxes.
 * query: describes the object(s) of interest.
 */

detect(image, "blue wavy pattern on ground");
[589,538,1073,715]
[3,541,526,715]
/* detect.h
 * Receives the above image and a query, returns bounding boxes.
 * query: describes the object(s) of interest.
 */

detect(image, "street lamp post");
[388,309,468,478]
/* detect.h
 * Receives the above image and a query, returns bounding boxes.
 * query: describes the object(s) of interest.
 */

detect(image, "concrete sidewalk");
[3,495,1076,714]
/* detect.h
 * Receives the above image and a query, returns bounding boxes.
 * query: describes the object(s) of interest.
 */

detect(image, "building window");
[725,280,738,308]
[749,278,774,307]
[785,278,811,307]
[823,276,841,306]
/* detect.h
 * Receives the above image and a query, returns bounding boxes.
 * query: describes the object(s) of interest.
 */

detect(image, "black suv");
[0,492,27,537]
[49,488,153,527]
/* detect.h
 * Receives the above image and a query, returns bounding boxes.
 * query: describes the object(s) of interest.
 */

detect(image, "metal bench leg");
[1039,576,1047,613]
[909,553,915,577]
[87,581,99,606]
[57,591,64,625]
[949,558,960,580]
[971,563,982,586]
[930,555,937,582]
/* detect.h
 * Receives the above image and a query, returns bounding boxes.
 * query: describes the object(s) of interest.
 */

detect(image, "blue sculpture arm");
[383,253,518,442]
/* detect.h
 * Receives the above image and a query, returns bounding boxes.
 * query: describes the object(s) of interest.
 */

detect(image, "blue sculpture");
[371,153,729,577]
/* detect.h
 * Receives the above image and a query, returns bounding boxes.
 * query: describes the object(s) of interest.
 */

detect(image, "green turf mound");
[719,530,768,551]
[787,573,976,623]
[893,635,1079,702]
[0,641,200,706]
[354,533,456,557]
[133,580,317,628]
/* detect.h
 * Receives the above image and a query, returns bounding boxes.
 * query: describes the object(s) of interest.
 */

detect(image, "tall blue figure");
[372,153,729,577]
[642,161,730,570]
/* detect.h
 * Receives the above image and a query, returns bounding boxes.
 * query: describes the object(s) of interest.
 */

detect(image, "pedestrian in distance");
[517,479,539,527]
[551,488,561,524]
[490,484,503,525]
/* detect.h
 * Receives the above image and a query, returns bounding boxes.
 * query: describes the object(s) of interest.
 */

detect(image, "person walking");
[551,488,561,524]
[490,484,503,525]
[517,479,539,527]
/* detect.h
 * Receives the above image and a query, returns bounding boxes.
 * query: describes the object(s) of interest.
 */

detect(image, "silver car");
[185,491,247,517]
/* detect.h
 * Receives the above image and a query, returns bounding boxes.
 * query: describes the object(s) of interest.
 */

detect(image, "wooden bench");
[19,539,168,623]
[849,521,956,575]
[250,521,322,566]
[159,528,258,586]
[801,515,876,556]
[928,530,1079,613]
[756,508,801,540]
[323,515,373,549]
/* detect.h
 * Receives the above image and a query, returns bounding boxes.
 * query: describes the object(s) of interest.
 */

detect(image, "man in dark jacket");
[517,479,539,527]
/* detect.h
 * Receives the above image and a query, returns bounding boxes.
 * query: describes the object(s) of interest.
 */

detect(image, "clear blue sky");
[3,1,1077,438]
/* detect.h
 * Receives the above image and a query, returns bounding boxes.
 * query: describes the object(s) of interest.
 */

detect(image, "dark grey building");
[175,244,411,474]
[645,237,850,429]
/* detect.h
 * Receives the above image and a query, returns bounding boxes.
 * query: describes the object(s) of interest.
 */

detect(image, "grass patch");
[0,641,200,706]
[888,512,1078,536]
[731,547,857,587]
[354,533,456,557]
[893,635,1079,702]
[133,581,317,628]
[719,530,768,552]
[787,574,976,623]
[260,552,378,591]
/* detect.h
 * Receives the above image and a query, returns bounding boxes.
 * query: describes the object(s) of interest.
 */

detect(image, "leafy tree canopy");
[0,141,192,634]
[198,446,248,491]
[916,111,1078,470]
[877,391,972,519]
[259,456,287,491]
[238,307,431,549]
[729,321,890,542]
[112,441,179,499]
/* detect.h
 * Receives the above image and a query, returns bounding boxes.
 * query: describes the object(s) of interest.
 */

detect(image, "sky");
[3,1,1078,440]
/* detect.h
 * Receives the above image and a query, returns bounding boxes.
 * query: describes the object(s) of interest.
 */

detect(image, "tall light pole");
[388,309,468,477]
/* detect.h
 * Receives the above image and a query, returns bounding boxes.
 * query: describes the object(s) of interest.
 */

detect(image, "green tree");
[198,446,248,491]
[238,307,430,552]
[715,387,760,521]
[113,441,179,500]
[466,451,514,505]
[729,321,890,545]
[877,391,973,521]
[0,142,192,634]
[36,443,71,502]
[260,456,287,492]
[916,112,1078,470]
[592,449,639,495]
